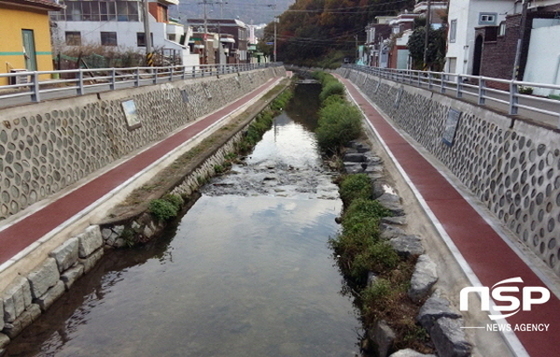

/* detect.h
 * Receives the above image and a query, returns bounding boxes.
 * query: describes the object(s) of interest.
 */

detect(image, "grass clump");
[339,174,372,205]
[149,194,183,221]
[319,81,345,102]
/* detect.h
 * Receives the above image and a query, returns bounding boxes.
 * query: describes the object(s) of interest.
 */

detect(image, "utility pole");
[274,17,279,62]
[143,0,153,66]
[217,0,228,65]
[512,0,529,80]
[423,0,432,70]
[355,35,359,64]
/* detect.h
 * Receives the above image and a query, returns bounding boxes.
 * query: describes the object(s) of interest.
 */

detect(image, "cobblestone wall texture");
[339,68,560,276]
[0,67,284,221]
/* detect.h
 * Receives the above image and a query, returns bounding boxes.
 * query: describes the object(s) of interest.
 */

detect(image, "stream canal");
[6,84,362,356]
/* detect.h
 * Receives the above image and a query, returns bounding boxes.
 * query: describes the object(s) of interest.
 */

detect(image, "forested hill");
[170,0,294,25]
[263,0,415,67]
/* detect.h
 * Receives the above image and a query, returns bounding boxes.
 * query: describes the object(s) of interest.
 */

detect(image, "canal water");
[6,84,362,357]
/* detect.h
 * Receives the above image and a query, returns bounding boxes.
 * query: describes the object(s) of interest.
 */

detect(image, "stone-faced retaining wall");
[338,67,560,276]
[0,67,285,221]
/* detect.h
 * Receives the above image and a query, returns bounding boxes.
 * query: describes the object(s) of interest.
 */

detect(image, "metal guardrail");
[344,64,560,129]
[0,63,281,106]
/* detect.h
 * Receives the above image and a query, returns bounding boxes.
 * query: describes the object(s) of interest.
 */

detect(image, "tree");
[407,26,447,71]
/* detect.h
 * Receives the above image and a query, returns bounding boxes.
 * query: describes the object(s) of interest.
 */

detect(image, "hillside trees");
[261,0,414,67]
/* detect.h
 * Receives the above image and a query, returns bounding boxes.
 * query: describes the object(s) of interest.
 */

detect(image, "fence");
[0,62,281,107]
[344,64,560,129]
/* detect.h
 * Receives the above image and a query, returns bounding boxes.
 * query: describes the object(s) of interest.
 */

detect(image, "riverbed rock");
[2,277,32,323]
[430,317,472,357]
[389,235,424,257]
[78,226,103,258]
[372,181,385,199]
[61,264,85,290]
[389,349,436,357]
[2,304,41,339]
[343,152,366,162]
[49,237,79,273]
[35,281,65,312]
[380,223,407,240]
[367,272,378,286]
[0,333,9,349]
[79,248,104,274]
[377,193,405,216]
[408,255,438,301]
[417,295,462,331]
[27,258,60,299]
[382,216,407,226]
[369,320,396,357]
[0,300,3,331]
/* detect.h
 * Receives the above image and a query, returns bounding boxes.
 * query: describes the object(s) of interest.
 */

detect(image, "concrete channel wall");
[0,67,285,221]
[0,67,285,351]
[338,67,560,277]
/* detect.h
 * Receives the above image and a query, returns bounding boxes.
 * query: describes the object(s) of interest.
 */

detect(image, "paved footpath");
[337,75,560,357]
[0,76,284,269]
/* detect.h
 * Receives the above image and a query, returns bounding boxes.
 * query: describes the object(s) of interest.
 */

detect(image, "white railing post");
[182,65,186,80]
[135,67,140,87]
[170,66,174,82]
[441,74,446,94]
[31,72,40,102]
[428,72,432,90]
[153,68,158,84]
[77,69,84,95]
[509,81,519,115]
[456,75,463,98]
[110,68,116,90]
[478,77,486,105]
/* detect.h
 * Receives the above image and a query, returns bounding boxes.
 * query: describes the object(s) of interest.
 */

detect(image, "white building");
[446,0,517,74]
[52,0,199,66]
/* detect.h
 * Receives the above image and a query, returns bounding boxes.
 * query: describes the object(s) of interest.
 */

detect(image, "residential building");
[445,0,516,75]
[187,19,249,64]
[0,0,63,85]
[365,1,447,69]
[51,0,198,66]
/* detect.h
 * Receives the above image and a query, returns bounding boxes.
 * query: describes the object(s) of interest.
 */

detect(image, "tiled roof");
[0,0,64,11]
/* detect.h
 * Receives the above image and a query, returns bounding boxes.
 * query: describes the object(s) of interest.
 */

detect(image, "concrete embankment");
[0,67,288,351]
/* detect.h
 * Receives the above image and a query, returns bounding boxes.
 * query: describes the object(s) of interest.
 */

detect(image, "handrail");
[343,64,560,128]
[0,62,281,107]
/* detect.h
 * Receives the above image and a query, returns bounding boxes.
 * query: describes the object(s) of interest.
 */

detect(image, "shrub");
[149,199,178,221]
[316,102,363,154]
[319,81,345,102]
[339,174,372,205]
[321,94,345,108]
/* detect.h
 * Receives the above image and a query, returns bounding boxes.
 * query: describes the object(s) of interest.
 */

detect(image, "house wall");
[339,66,560,277]
[446,0,513,75]
[475,15,520,88]
[523,21,560,96]
[56,18,167,52]
[0,6,54,85]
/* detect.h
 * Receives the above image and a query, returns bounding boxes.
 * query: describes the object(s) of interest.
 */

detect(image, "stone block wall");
[339,67,560,276]
[0,67,285,221]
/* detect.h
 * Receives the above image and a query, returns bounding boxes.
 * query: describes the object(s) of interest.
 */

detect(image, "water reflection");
[5,84,361,357]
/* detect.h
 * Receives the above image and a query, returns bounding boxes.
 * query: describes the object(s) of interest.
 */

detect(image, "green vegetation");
[407,24,447,71]
[313,71,363,154]
[339,174,372,205]
[148,194,184,222]
[330,173,431,353]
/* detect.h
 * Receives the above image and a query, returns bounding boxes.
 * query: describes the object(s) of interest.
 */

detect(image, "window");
[449,19,457,43]
[479,13,497,25]
[58,1,139,22]
[65,31,81,46]
[101,32,117,46]
[499,22,506,36]
[137,32,153,47]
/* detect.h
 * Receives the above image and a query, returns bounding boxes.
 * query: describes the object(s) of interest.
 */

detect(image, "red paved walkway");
[0,77,281,266]
[338,75,559,357]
